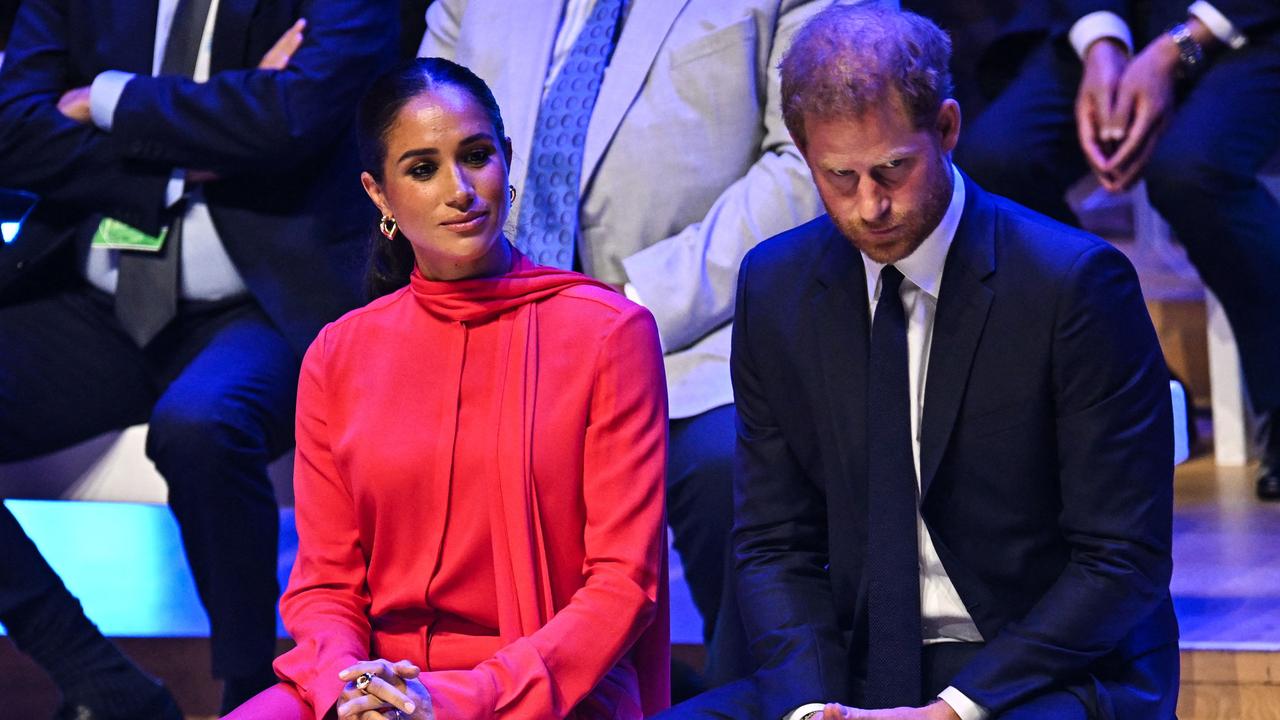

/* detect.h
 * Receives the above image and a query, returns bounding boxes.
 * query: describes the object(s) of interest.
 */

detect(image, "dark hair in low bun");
[356,58,508,299]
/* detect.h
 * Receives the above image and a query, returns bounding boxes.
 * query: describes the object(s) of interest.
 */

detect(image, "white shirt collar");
[862,163,966,303]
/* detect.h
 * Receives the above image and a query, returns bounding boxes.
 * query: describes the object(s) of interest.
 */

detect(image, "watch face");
[0,189,38,245]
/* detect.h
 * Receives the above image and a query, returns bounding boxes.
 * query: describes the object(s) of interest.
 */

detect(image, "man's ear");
[360,171,391,217]
[936,99,962,154]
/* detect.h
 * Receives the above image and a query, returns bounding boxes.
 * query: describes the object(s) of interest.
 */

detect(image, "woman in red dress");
[226,58,669,720]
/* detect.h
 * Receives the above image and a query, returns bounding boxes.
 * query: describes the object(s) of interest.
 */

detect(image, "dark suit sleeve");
[950,243,1174,713]
[731,250,851,720]
[107,0,397,175]
[1052,0,1126,23]
[0,0,168,230]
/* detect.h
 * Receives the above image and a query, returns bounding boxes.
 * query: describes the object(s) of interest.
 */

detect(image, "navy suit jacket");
[0,0,399,353]
[731,174,1179,719]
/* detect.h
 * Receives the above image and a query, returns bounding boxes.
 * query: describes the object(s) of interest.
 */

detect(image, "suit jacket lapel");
[810,219,871,499]
[481,0,563,196]
[919,172,996,498]
[580,0,689,193]
[210,0,259,73]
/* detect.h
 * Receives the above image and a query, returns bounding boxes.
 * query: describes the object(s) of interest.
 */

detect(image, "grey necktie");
[114,0,213,346]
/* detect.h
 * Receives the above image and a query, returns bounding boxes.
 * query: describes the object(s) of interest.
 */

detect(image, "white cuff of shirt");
[88,70,134,131]
[1188,1,1247,49]
[784,702,827,720]
[1069,11,1134,60]
[622,281,645,307]
[938,686,989,720]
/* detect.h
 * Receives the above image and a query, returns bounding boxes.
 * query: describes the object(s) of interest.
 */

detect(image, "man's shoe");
[54,683,183,720]
[1258,409,1280,501]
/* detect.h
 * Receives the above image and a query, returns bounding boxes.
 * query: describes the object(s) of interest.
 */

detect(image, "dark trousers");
[655,643,1090,720]
[669,404,753,686]
[0,282,298,678]
[0,501,72,617]
[956,35,1280,413]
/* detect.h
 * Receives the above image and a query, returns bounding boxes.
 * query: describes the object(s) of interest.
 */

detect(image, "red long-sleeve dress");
[241,251,670,720]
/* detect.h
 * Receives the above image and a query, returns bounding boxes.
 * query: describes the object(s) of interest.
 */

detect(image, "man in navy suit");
[0,1,397,715]
[955,0,1280,501]
[664,6,1178,719]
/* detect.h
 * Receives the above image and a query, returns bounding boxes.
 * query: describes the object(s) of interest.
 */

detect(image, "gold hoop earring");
[509,185,517,204]
[379,215,398,240]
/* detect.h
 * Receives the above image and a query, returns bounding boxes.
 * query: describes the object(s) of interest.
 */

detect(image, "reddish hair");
[780,4,953,147]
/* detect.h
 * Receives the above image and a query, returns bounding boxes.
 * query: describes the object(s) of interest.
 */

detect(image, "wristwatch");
[1167,22,1205,78]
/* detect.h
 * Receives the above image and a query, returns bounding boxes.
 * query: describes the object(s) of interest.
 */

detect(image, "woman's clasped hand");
[336,659,435,720]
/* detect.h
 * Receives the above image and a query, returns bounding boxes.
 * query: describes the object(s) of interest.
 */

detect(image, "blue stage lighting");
[0,189,38,244]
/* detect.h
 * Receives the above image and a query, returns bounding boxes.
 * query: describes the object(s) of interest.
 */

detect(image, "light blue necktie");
[516,0,625,269]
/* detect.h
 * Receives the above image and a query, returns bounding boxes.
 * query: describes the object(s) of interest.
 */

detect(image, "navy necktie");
[115,0,212,345]
[864,265,924,707]
[515,0,625,269]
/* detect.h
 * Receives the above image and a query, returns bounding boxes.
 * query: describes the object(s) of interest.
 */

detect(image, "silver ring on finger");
[354,671,374,694]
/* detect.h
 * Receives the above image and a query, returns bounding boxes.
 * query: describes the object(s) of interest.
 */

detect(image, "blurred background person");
[0,0,398,714]
[955,0,1280,501]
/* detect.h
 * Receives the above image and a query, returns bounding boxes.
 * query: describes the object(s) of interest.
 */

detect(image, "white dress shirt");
[85,0,248,302]
[1069,2,1246,59]
[543,0,598,94]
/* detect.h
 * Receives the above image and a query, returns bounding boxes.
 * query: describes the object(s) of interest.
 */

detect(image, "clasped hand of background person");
[56,17,308,184]
[819,699,961,719]
[1075,18,1216,193]
[336,659,435,720]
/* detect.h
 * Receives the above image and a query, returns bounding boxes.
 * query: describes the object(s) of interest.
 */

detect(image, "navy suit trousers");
[655,643,1092,719]
[0,281,298,677]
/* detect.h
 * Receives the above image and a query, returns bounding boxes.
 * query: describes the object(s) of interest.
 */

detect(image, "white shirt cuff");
[1069,11,1134,60]
[88,70,134,131]
[784,702,827,720]
[1188,1,1247,49]
[938,686,989,720]
[622,281,645,307]
[165,171,188,208]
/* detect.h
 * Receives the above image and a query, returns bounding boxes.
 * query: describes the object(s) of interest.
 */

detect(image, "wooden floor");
[1173,457,1280,649]
[1181,649,1280,720]
[1174,455,1280,720]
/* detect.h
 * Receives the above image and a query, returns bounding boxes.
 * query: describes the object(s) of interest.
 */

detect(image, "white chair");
[0,425,295,504]
[1130,164,1280,466]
